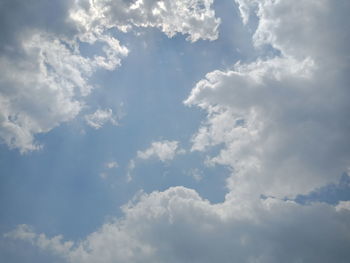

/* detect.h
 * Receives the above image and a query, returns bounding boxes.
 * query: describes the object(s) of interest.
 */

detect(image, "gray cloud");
[137,140,185,162]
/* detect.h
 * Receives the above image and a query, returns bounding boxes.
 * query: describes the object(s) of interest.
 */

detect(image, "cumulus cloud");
[70,0,220,42]
[185,0,350,199]
[137,140,185,162]
[85,108,119,129]
[0,31,128,153]
[6,187,350,263]
[5,1,350,262]
[0,0,219,152]
[125,140,185,181]
[0,1,127,152]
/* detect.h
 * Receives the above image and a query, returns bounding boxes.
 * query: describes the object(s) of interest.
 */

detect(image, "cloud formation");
[70,0,220,42]
[137,140,184,162]
[126,140,185,181]
[0,1,127,152]
[85,108,119,129]
[0,0,219,152]
[6,187,350,263]
[5,1,350,262]
[0,32,123,152]
[185,0,350,199]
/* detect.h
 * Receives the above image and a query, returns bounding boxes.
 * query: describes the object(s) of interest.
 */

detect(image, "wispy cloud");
[85,109,119,129]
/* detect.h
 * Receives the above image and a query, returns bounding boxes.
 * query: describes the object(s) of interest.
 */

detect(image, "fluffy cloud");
[137,140,185,162]
[125,140,185,181]
[0,31,128,153]
[0,0,219,152]
[6,187,350,263]
[242,0,350,63]
[0,0,127,152]
[185,0,350,199]
[5,1,350,262]
[70,0,220,42]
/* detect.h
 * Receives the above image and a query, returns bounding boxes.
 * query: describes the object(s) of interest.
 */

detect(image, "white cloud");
[0,0,219,153]
[137,140,185,162]
[0,30,128,153]
[71,0,220,42]
[336,201,350,212]
[126,140,185,181]
[184,0,350,199]
[85,108,119,129]
[0,33,90,152]
[5,1,350,262]
[6,187,350,263]
[5,224,74,257]
[0,9,128,152]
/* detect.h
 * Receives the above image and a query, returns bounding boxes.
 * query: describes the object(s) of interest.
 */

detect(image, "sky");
[0,0,350,262]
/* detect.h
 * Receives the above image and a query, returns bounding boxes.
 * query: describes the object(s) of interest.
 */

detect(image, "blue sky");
[1,0,350,262]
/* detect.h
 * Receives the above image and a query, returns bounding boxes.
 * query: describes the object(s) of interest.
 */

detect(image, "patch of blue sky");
[259,173,350,205]
[294,173,350,205]
[126,150,230,202]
